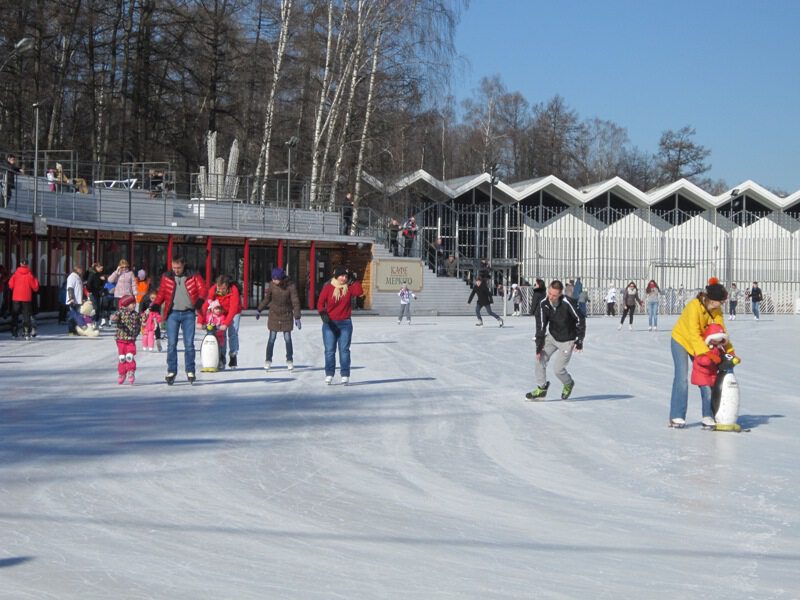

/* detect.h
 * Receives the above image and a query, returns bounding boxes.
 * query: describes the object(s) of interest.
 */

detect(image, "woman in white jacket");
[604,285,617,317]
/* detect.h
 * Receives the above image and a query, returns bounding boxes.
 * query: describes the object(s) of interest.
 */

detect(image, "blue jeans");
[225,313,240,355]
[266,330,294,362]
[166,309,197,374]
[670,338,712,420]
[647,301,659,328]
[67,304,87,332]
[752,301,760,319]
[322,319,353,377]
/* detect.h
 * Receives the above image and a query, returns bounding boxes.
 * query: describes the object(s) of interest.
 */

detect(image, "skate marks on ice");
[525,393,635,403]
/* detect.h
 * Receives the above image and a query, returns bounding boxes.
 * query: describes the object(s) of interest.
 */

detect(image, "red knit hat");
[119,295,136,308]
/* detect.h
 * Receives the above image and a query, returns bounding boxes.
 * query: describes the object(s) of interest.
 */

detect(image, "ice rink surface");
[1,310,798,599]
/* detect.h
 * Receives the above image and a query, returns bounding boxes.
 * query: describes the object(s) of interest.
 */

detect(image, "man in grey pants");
[527,280,586,401]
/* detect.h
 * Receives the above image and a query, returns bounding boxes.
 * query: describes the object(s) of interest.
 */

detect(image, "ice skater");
[618,281,643,330]
[8,258,39,339]
[467,275,503,327]
[257,267,302,371]
[510,283,522,316]
[111,295,142,384]
[142,291,162,352]
[691,323,733,428]
[397,284,417,324]
[316,266,364,384]
[202,299,228,370]
[669,278,734,428]
[149,257,207,385]
[526,280,585,401]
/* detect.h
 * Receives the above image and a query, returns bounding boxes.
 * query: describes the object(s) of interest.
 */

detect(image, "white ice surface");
[1,313,798,599]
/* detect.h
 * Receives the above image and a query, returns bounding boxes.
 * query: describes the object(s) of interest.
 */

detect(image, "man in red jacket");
[150,257,206,385]
[8,259,40,339]
[316,265,364,385]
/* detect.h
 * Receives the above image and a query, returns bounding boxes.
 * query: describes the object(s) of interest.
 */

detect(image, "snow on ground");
[1,311,798,599]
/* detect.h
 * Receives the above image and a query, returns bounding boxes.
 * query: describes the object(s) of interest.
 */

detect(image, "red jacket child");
[8,262,40,302]
[691,322,728,387]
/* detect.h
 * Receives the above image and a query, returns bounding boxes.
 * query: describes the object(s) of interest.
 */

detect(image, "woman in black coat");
[530,278,546,315]
[467,275,504,327]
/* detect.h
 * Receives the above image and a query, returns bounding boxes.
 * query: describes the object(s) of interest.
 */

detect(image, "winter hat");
[703,322,728,346]
[271,267,285,280]
[119,295,136,308]
[208,299,222,311]
[511,283,518,288]
[333,265,348,278]
[705,277,728,302]
[137,269,146,279]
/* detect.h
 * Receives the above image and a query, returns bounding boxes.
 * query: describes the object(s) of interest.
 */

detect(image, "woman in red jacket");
[8,259,40,338]
[316,266,363,385]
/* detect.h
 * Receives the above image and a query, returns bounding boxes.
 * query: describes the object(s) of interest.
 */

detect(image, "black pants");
[606,302,616,316]
[403,237,414,256]
[620,305,636,324]
[11,301,32,336]
[390,238,399,256]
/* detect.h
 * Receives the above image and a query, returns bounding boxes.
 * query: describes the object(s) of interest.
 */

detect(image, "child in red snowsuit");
[691,322,728,426]
[142,291,162,352]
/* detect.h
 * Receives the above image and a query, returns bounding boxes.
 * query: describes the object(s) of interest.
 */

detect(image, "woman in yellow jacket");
[670,278,735,428]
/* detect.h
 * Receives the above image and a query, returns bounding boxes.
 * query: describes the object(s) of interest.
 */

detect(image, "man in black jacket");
[467,275,503,327]
[527,280,585,400]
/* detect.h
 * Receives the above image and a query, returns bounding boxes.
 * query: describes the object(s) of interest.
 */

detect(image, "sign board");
[374,260,424,292]
[33,214,48,236]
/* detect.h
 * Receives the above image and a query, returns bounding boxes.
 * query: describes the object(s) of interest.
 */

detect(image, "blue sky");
[452,0,800,193]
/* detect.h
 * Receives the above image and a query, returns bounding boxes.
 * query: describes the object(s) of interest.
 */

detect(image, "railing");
[2,173,385,239]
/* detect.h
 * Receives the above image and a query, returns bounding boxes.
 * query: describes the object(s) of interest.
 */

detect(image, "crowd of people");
[0,252,769,427]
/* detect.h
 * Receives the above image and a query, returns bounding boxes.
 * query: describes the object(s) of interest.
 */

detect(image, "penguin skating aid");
[200,325,221,373]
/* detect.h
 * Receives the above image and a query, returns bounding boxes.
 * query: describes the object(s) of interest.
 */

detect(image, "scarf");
[330,277,348,302]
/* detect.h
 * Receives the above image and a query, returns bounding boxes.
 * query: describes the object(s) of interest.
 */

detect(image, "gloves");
[319,311,331,324]
[575,340,583,351]
[255,310,261,320]
[295,318,302,330]
[696,351,722,368]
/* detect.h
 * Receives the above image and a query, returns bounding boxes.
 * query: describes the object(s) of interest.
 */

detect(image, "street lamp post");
[33,101,42,216]
[285,136,299,232]
[487,162,498,287]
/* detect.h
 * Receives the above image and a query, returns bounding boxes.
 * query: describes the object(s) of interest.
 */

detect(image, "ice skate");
[475,321,483,327]
[127,371,135,385]
[669,418,686,428]
[118,374,126,385]
[498,318,504,328]
[165,372,176,386]
[341,376,350,385]
[187,372,196,385]
[264,360,271,371]
[561,382,574,400]
[701,416,716,428]
[525,381,550,400]
[287,361,294,371]
[228,353,237,369]
[325,375,333,385]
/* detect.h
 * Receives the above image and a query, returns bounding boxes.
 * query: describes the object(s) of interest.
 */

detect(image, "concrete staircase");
[369,243,481,316]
